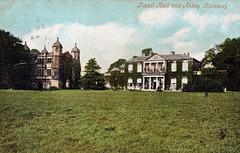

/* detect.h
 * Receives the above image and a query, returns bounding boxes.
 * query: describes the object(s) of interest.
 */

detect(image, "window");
[128,64,133,72]
[158,62,163,72]
[171,62,176,72]
[182,61,188,71]
[182,77,188,88]
[137,63,142,72]
[38,69,43,76]
[170,78,177,90]
[128,78,133,87]
[47,69,51,76]
[137,78,142,88]
[55,47,58,52]
[38,59,44,64]
[47,58,52,63]
[45,82,50,89]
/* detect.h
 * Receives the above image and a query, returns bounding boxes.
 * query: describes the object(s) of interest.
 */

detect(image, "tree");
[81,58,105,90]
[108,59,126,72]
[30,49,40,54]
[142,48,152,56]
[0,29,33,89]
[73,62,81,89]
[202,37,240,91]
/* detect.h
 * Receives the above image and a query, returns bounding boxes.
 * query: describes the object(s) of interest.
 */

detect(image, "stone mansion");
[24,38,81,90]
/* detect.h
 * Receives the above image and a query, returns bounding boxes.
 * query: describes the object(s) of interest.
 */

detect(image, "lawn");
[0,90,240,152]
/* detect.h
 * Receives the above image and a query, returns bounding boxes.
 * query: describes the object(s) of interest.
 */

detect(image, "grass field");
[0,90,240,152]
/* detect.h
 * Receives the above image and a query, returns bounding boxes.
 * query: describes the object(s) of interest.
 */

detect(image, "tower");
[24,41,30,52]
[71,43,81,84]
[71,43,80,61]
[51,37,63,88]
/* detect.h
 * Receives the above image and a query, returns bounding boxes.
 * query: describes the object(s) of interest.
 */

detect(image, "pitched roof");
[161,54,193,60]
[24,41,30,51]
[71,43,80,52]
[52,37,63,48]
[41,46,48,54]
[127,56,150,63]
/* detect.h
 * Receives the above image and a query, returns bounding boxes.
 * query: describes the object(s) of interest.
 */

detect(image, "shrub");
[49,86,60,90]
[183,77,224,92]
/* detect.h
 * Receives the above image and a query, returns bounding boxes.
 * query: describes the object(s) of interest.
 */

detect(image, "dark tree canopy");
[84,58,101,73]
[0,29,33,89]
[108,58,126,72]
[202,37,240,91]
[73,62,81,89]
[142,48,152,56]
[81,58,105,90]
[30,49,40,54]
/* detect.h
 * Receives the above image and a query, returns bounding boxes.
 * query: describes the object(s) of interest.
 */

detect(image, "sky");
[1,0,240,72]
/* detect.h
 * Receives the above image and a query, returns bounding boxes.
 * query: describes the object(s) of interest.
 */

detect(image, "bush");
[183,77,224,92]
[49,86,60,90]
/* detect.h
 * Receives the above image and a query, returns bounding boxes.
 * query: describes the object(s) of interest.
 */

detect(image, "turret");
[24,41,30,52]
[71,43,80,60]
[41,46,48,55]
[52,37,62,56]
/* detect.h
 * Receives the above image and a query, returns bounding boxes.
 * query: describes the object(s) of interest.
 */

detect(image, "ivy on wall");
[124,62,142,88]
[110,71,125,88]
[166,60,193,90]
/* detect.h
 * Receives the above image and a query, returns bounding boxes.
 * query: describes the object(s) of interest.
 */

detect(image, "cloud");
[183,10,240,33]
[23,23,136,72]
[183,11,215,34]
[138,8,177,26]
[165,27,191,42]
[220,14,240,31]
[173,41,197,54]
[163,27,196,55]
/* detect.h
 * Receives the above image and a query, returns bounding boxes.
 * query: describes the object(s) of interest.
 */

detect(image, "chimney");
[149,50,153,56]
[170,51,175,55]
[187,52,190,57]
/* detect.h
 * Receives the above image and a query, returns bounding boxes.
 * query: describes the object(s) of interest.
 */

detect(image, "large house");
[108,51,204,91]
[24,38,81,90]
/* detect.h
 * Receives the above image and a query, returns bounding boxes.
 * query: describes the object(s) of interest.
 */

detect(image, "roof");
[63,51,73,59]
[52,37,63,48]
[161,54,193,60]
[127,56,150,63]
[71,43,80,52]
[41,46,48,54]
[111,67,120,71]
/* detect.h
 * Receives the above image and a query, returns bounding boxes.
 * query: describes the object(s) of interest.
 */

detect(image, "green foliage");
[166,60,193,90]
[206,37,240,91]
[1,90,240,152]
[202,68,218,76]
[201,48,217,64]
[81,58,105,90]
[108,59,126,72]
[141,48,152,56]
[110,71,125,88]
[73,62,81,89]
[183,76,224,92]
[84,58,101,72]
[125,62,142,88]
[0,29,33,89]
[30,49,40,54]
[62,59,73,89]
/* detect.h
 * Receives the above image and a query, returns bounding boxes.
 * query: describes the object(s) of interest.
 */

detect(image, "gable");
[147,54,165,61]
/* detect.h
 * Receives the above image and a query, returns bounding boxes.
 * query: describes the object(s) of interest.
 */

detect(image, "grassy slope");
[0,90,240,152]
